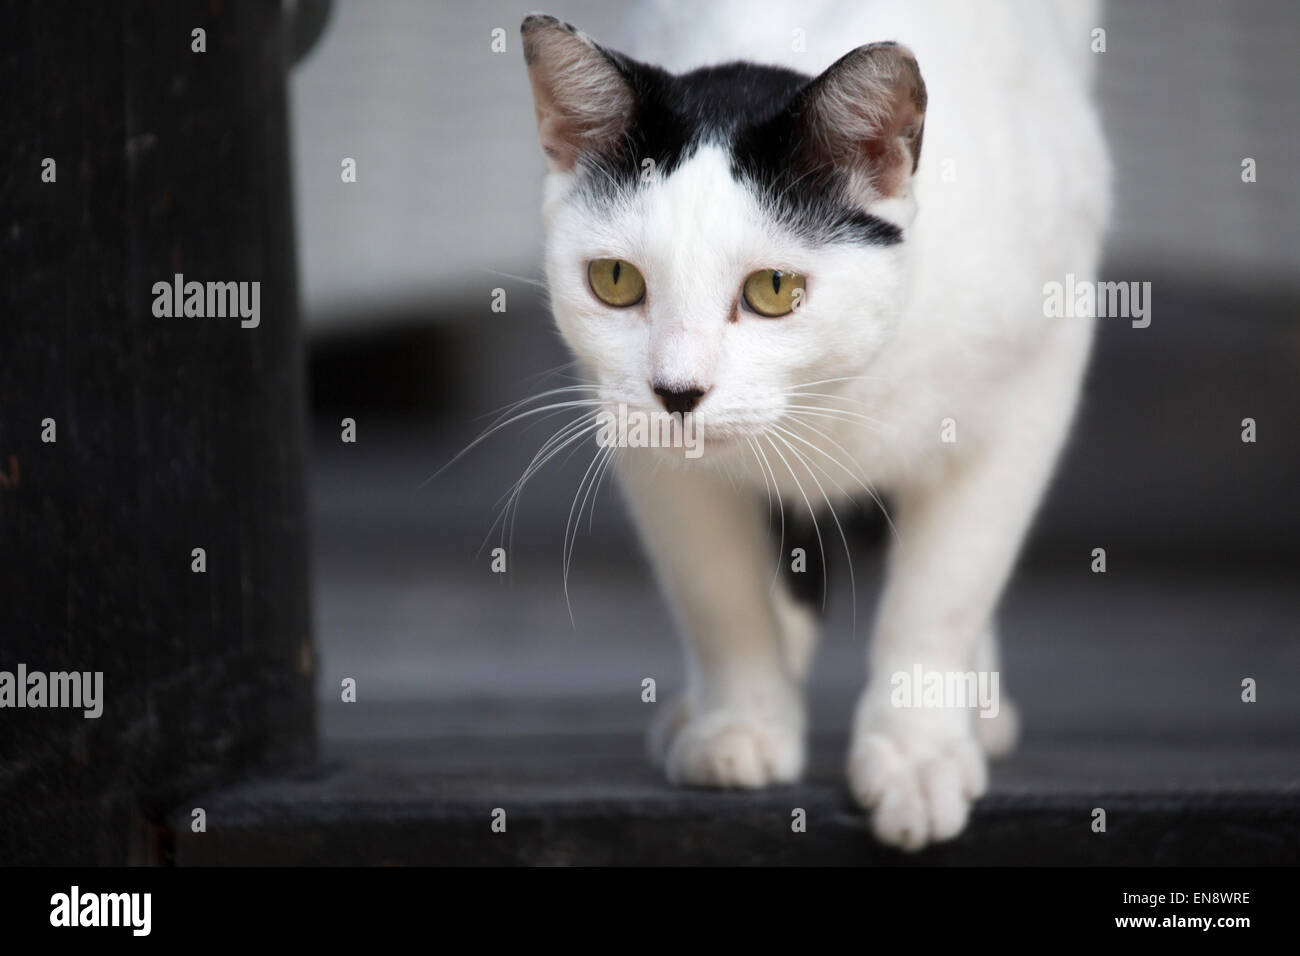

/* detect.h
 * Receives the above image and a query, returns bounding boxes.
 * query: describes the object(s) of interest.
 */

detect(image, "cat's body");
[521,0,1109,849]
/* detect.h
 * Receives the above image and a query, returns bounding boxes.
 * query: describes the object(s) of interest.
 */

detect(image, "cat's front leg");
[850,333,1091,849]
[619,457,806,789]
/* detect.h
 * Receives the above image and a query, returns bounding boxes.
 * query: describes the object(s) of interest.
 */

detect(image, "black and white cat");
[520,1,1109,849]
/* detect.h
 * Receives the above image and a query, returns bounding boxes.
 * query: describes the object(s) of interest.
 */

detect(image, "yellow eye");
[742,270,806,317]
[588,258,646,307]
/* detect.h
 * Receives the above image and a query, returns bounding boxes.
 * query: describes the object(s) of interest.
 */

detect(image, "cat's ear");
[521,15,635,173]
[797,42,927,201]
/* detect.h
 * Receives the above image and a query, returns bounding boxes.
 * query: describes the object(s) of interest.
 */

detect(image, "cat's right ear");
[521,15,635,173]
[795,42,927,202]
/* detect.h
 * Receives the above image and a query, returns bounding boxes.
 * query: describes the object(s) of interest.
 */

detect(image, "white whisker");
[588,443,619,533]
[783,403,886,428]
[499,415,603,555]
[563,445,613,623]
[762,433,828,609]
[480,266,549,291]
[786,374,889,391]
[423,395,603,488]
[750,434,787,594]
[769,428,857,628]
[781,413,900,544]
[479,415,603,561]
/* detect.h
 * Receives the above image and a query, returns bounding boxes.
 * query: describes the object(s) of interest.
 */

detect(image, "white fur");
[535,0,1109,849]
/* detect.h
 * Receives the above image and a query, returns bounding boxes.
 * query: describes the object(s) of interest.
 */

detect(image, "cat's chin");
[642,425,757,464]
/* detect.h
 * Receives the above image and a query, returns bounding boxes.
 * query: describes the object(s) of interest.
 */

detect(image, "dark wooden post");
[0,0,314,864]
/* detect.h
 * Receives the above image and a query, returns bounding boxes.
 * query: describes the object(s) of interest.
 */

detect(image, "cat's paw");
[972,695,1020,758]
[667,712,805,788]
[847,725,987,850]
[646,693,690,767]
[653,698,805,789]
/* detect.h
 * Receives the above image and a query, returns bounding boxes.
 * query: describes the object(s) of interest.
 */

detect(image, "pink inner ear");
[861,91,925,197]
[532,93,579,171]
[807,44,927,202]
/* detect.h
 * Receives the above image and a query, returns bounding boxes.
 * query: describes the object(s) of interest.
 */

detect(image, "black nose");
[653,384,708,415]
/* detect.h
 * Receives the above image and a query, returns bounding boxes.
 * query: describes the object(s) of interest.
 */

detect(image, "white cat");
[520,0,1109,849]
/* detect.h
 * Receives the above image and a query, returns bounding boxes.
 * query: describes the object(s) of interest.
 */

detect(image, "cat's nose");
[653,383,709,415]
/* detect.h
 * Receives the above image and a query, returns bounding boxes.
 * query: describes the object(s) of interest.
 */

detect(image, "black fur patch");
[572,50,904,247]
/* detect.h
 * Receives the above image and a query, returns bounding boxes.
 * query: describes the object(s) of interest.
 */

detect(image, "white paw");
[972,695,1020,758]
[652,697,805,789]
[848,728,987,850]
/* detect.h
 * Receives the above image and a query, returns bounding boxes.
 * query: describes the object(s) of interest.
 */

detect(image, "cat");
[519,0,1109,849]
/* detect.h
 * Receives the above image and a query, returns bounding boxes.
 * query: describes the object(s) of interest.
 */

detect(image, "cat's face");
[523,15,926,455]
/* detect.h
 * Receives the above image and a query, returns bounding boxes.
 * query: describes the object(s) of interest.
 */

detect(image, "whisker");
[573,442,613,549]
[746,436,774,522]
[769,428,857,628]
[493,414,597,509]
[422,396,603,488]
[475,386,602,426]
[783,403,887,428]
[782,390,877,410]
[762,434,828,610]
[497,414,602,553]
[479,415,603,561]
[511,419,605,559]
[588,443,619,533]
[563,445,612,624]
[750,435,787,594]
[781,413,900,544]
[770,423,856,500]
[480,266,549,291]
[786,374,889,391]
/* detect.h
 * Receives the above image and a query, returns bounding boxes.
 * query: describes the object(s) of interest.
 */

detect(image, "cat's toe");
[972,695,1020,758]
[663,710,805,789]
[847,729,987,850]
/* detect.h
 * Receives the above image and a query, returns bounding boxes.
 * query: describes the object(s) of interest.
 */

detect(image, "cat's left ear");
[796,42,927,202]
[521,15,635,173]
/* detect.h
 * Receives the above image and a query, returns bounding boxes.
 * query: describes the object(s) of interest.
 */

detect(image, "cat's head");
[521,14,926,455]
